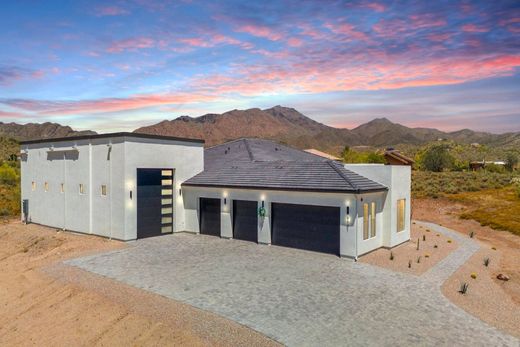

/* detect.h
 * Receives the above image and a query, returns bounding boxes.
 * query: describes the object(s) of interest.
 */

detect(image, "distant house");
[384,149,414,166]
[469,161,506,171]
[304,148,341,161]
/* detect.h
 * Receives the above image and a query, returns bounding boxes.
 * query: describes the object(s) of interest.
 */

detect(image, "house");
[304,148,341,161]
[469,160,506,171]
[384,148,414,166]
[20,134,411,259]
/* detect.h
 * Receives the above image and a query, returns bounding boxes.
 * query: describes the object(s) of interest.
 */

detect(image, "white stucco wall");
[181,186,388,258]
[20,135,203,241]
[345,164,411,253]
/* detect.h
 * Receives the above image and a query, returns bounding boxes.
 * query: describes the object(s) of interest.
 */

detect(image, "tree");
[420,145,455,172]
[505,152,518,172]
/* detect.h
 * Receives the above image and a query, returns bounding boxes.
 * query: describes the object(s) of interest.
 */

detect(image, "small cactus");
[470,273,477,279]
[459,282,469,294]
[408,260,412,268]
[483,258,490,267]
[434,244,438,248]
[417,256,421,264]
[423,235,426,242]
[469,231,474,238]
[389,251,394,261]
[416,238,420,250]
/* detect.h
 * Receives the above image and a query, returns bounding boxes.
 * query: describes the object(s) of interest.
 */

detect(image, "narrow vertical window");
[370,202,376,238]
[101,185,107,196]
[31,181,36,191]
[44,182,49,192]
[363,203,369,240]
[60,183,64,193]
[397,199,406,232]
[79,184,85,194]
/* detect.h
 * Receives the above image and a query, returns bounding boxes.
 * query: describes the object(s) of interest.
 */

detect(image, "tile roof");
[184,138,387,193]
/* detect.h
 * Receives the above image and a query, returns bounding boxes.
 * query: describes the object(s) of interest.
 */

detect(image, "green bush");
[0,163,18,185]
[418,144,455,172]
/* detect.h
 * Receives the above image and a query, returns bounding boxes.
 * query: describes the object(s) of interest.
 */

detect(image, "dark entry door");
[200,198,221,236]
[271,203,340,255]
[233,200,258,242]
[137,168,174,239]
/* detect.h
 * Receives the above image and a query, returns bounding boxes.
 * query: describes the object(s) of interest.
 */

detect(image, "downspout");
[63,151,66,230]
[108,141,113,240]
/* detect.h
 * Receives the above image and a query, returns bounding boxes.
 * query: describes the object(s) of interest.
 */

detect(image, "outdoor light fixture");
[179,188,182,196]
[129,190,133,200]
[261,200,265,208]
[224,198,227,205]
[346,206,350,214]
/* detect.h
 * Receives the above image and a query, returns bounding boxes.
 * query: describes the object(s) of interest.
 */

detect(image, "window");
[101,185,107,196]
[31,181,36,191]
[397,199,406,232]
[60,183,64,193]
[79,184,85,194]
[44,182,49,192]
[363,202,377,240]
[363,203,369,240]
[370,202,376,238]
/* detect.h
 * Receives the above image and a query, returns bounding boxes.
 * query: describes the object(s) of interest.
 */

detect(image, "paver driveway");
[67,222,518,346]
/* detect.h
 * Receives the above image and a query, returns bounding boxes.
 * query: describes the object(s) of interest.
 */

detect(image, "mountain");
[134,106,520,153]
[0,122,96,141]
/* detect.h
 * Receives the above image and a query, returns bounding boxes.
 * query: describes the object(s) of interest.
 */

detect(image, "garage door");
[137,169,174,239]
[233,200,258,242]
[271,203,340,255]
[200,198,221,236]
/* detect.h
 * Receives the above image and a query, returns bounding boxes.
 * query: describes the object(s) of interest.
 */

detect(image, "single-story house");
[384,148,414,166]
[20,134,410,258]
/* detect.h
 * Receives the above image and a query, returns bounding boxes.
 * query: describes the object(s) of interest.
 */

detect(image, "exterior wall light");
[224,198,227,205]
[179,188,182,196]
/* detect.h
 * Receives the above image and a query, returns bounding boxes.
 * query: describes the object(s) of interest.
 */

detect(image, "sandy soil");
[359,223,458,275]
[413,198,520,338]
[0,221,279,347]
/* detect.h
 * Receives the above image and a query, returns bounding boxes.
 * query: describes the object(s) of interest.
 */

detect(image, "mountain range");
[1,106,518,155]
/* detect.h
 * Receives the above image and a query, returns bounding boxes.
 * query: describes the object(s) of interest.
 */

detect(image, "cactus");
[423,235,426,242]
[408,260,411,268]
[416,238,420,250]
[483,258,490,267]
[389,251,394,261]
[469,231,474,238]
[417,256,421,264]
[459,282,469,294]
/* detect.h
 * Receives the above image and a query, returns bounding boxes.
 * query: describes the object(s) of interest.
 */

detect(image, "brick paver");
[66,221,518,346]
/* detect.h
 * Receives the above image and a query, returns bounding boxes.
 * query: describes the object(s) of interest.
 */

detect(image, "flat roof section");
[19,132,205,145]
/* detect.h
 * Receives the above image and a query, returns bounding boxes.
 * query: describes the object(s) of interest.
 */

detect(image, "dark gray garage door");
[271,203,340,255]
[137,168,174,239]
[200,198,221,237]
[233,200,258,242]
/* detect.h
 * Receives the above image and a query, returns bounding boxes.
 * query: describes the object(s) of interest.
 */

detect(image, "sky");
[0,0,519,133]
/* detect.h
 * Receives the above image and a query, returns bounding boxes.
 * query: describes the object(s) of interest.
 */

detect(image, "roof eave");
[181,182,388,194]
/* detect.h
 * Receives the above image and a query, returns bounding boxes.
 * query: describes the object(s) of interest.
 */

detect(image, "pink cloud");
[236,24,283,41]
[461,24,489,33]
[363,2,386,12]
[324,22,368,41]
[2,93,218,115]
[95,6,129,17]
[0,66,44,86]
[107,37,155,53]
[287,37,303,47]
[427,32,452,42]
[0,110,27,119]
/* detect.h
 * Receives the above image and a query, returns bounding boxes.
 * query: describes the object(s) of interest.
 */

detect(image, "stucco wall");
[181,186,390,258]
[21,136,203,241]
[345,164,411,252]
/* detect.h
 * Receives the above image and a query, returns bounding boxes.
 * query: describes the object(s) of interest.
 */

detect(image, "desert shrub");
[505,152,518,172]
[0,163,18,185]
[419,144,455,172]
[484,163,506,173]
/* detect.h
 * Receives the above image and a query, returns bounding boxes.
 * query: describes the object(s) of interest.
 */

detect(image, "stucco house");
[20,133,410,259]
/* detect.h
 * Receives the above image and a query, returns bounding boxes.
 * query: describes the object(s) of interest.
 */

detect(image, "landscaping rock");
[496,274,510,281]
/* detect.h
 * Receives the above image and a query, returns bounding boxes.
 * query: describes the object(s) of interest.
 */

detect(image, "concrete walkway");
[66,221,518,346]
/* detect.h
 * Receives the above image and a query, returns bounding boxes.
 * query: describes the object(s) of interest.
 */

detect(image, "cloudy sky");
[0,0,519,133]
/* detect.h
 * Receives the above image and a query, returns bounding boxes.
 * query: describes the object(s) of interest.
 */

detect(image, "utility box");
[22,199,29,224]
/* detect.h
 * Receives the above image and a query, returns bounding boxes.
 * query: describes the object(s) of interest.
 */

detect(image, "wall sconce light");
[346,206,350,215]
[179,189,182,196]
[261,200,265,208]
[224,198,227,205]
[130,190,133,200]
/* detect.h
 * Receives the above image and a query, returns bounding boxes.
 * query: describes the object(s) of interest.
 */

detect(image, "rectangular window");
[363,203,369,240]
[370,202,376,238]
[31,181,36,191]
[79,184,85,194]
[161,198,173,205]
[397,199,406,232]
[161,170,173,176]
[44,182,49,192]
[161,207,173,214]
[60,183,64,193]
[161,179,173,186]
[161,189,173,196]
[161,216,172,224]
[101,185,107,196]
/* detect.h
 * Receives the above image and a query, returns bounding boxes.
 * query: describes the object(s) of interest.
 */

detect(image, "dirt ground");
[359,223,458,275]
[0,220,279,347]
[413,198,520,338]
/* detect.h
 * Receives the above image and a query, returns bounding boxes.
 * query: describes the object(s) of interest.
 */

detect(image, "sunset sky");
[0,0,519,133]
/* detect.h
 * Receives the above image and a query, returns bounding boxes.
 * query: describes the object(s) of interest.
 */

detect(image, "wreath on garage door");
[258,206,266,217]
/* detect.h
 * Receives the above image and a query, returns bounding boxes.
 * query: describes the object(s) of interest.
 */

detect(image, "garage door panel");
[233,200,258,242]
[200,198,221,237]
[272,203,339,255]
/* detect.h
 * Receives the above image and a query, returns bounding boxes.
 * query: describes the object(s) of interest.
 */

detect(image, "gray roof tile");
[184,138,387,193]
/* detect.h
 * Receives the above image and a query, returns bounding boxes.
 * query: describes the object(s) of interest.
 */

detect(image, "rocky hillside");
[135,106,520,153]
[0,122,96,141]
